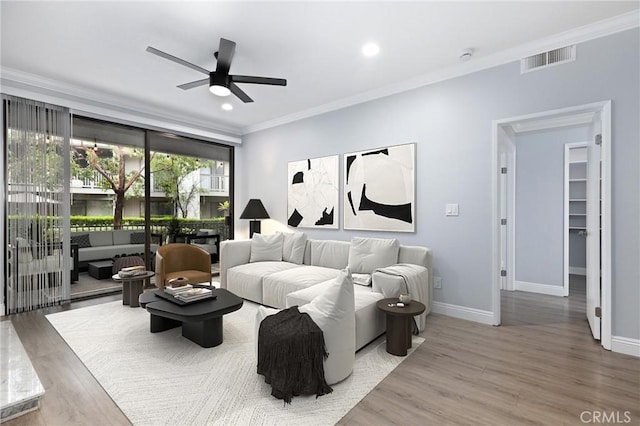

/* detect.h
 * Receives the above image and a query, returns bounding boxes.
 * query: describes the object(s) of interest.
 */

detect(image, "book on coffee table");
[175,288,213,302]
[165,284,193,295]
[156,287,216,305]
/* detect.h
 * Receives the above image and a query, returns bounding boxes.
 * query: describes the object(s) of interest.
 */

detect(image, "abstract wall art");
[287,155,339,229]
[344,143,415,232]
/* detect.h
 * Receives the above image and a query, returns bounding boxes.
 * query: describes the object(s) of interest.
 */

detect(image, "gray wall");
[514,126,590,286]
[237,29,640,340]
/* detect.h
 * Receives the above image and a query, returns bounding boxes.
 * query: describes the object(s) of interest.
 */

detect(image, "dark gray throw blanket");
[257,306,332,403]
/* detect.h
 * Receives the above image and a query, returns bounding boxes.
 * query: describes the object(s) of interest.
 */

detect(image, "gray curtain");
[4,95,71,313]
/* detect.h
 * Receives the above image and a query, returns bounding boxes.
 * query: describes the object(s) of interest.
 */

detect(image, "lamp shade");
[240,199,270,220]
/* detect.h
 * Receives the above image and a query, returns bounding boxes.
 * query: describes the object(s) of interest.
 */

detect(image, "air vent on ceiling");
[521,45,576,73]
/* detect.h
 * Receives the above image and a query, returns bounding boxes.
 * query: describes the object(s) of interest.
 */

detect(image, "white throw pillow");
[249,233,284,263]
[299,267,355,384]
[300,268,354,320]
[348,237,400,274]
[278,231,307,265]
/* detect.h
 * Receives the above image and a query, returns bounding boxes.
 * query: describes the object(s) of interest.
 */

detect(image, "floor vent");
[521,45,576,73]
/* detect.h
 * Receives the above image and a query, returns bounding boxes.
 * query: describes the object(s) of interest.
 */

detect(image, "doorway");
[491,101,612,350]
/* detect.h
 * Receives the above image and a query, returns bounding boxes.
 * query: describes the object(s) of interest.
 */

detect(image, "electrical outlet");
[434,276,442,289]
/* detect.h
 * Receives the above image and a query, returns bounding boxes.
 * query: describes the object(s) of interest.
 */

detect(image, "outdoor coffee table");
[139,287,243,348]
[88,260,113,280]
[112,271,154,308]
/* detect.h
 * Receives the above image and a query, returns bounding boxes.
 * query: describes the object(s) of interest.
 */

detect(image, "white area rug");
[46,300,423,425]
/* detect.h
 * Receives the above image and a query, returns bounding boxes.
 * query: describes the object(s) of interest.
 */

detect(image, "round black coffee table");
[376,298,426,356]
[139,288,243,348]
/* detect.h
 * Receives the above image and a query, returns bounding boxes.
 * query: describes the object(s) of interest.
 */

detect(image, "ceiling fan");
[146,38,286,103]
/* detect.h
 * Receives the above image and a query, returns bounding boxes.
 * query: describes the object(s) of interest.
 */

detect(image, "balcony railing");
[71,172,106,189]
[73,172,229,194]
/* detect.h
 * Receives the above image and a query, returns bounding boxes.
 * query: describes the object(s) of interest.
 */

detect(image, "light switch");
[446,203,459,216]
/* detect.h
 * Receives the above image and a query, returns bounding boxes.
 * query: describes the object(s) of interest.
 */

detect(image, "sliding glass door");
[68,118,233,298]
[149,131,233,258]
[2,98,234,311]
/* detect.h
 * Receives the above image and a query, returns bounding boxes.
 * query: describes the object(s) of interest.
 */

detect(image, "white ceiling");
[1,1,638,136]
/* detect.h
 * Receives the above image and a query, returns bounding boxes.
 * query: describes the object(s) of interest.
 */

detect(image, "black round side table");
[376,298,426,356]
[112,271,155,308]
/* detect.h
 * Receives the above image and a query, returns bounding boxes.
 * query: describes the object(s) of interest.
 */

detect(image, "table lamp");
[240,199,270,238]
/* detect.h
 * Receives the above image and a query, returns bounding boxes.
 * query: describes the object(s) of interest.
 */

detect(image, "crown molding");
[243,10,639,135]
[0,67,243,145]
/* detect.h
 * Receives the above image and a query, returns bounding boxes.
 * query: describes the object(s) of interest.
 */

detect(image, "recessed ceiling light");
[221,103,233,111]
[362,43,380,57]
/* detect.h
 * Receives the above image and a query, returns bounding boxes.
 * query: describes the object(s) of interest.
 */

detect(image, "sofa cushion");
[353,286,386,349]
[112,230,133,245]
[250,233,284,263]
[299,268,355,385]
[348,237,399,274]
[262,265,342,309]
[89,231,113,247]
[130,232,145,244]
[77,244,158,262]
[309,240,350,269]
[227,261,301,304]
[279,231,307,265]
[71,233,92,248]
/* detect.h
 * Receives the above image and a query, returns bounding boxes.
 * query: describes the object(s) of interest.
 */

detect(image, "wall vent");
[521,45,576,73]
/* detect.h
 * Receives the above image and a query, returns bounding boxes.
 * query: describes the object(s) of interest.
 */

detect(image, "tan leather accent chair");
[155,243,211,289]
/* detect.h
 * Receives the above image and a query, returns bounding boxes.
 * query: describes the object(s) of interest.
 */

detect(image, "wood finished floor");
[4,276,639,426]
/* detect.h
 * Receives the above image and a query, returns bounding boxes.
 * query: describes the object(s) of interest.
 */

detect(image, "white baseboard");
[569,267,587,275]
[611,336,640,357]
[514,280,566,297]
[432,301,495,325]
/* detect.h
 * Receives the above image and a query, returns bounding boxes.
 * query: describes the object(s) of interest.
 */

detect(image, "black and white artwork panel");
[287,155,339,229]
[344,143,415,232]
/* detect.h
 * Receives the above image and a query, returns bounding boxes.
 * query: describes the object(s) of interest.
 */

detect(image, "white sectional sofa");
[220,233,432,350]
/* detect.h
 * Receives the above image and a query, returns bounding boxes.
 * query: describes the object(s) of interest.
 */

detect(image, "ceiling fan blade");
[215,38,236,75]
[231,75,287,86]
[177,78,209,90]
[146,46,209,75]
[230,82,253,103]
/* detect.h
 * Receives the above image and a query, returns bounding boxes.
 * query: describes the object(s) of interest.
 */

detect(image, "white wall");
[237,29,639,340]
[514,125,590,286]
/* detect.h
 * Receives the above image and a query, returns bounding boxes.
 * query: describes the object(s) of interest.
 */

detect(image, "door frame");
[491,100,612,350]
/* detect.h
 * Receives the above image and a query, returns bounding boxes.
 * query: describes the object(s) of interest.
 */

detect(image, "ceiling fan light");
[362,42,380,57]
[210,85,231,97]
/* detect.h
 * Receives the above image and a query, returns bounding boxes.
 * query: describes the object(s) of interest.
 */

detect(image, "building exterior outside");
[69,142,230,220]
